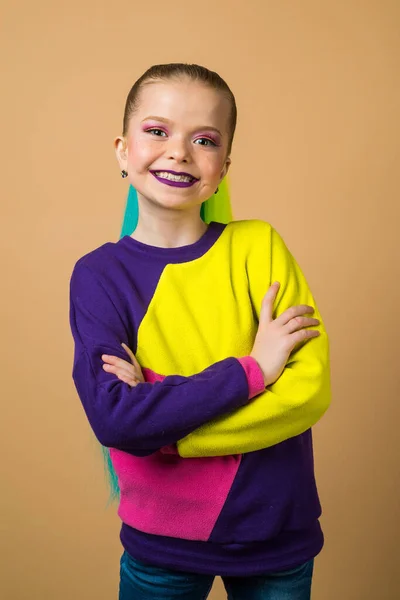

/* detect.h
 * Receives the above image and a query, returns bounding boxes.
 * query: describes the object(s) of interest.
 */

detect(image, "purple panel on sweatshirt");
[209,430,322,543]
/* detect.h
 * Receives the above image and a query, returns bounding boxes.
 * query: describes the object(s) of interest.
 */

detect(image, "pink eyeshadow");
[142,121,221,145]
[197,132,221,145]
[142,123,169,134]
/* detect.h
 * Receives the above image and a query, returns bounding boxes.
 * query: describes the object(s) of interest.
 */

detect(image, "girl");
[69,63,331,600]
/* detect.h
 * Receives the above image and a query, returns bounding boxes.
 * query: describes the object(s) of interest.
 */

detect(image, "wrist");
[237,356,266,399]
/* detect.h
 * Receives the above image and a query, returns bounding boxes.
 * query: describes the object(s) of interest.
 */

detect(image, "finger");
[102,359,144,386]
[117,372,139,386]
[102,362,129,375]
[290,328,321,350]
[259,282,280,325]
[121,343,137,363]
[275,305,316,327]
[102,354,133,369]
[103,362,139,380]
[283,316,320,335]
[121,342,134,359]
[121,343,142,371]
[101,357,138,378]
[120,344,145,383]
[101,354,121,364]
[104,365,138,385]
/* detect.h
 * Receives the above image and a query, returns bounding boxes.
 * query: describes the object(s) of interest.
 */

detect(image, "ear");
[114,136,128,170]
[219,156,232,183]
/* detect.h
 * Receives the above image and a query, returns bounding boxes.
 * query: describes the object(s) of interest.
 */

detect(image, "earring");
[215,187,219,194]
[121,170,128,178]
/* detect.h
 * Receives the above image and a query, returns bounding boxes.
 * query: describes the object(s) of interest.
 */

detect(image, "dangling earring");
[121,170,128,178]
[215,187,219,194]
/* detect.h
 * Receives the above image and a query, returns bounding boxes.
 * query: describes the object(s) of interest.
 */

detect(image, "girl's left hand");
[101,343,145,387]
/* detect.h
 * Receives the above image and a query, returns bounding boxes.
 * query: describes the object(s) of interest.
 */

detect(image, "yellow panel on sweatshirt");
[134,220,273,377]
[176,221,331,457]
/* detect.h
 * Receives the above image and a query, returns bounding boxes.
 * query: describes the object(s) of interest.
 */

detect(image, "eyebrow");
[141,116,222,136]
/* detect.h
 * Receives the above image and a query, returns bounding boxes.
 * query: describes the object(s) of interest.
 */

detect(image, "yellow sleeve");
[176,226,331,458]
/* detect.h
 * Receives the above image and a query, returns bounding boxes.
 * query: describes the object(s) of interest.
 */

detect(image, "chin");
[149,194,204,211]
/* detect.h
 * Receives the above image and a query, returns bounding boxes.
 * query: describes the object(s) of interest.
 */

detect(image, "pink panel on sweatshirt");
[109,366,242,541]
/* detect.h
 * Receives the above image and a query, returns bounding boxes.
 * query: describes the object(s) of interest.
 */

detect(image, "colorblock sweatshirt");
[69,219,331,576]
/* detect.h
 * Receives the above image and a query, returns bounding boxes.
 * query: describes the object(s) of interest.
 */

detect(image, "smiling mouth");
[150,171,198,188]
[150,170,198,183]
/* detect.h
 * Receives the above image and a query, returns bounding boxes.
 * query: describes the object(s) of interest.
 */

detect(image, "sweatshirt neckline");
[118,221,225,260]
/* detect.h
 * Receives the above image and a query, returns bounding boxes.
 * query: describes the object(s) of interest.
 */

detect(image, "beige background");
[1,1,399,599]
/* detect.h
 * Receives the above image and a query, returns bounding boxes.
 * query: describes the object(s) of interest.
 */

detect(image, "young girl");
[69,63,331,600]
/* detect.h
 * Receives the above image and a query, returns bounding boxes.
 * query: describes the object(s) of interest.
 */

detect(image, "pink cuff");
[237,356,266,400]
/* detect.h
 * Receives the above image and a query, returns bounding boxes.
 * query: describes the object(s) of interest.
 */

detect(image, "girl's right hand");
[250,282,321,387]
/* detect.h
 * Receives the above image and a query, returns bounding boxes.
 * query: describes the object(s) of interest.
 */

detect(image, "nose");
[166,136,191,163]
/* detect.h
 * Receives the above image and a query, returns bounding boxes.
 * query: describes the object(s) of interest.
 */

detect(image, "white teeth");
[154,171,194,182]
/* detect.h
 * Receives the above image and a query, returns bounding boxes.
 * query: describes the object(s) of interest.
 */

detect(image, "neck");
[130,199,208,249]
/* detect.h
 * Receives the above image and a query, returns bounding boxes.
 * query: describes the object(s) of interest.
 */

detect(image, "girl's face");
[115,79,232,210]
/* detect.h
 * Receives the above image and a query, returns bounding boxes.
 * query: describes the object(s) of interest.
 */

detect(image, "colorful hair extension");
[119,177,233,237]
[101,177,233,504]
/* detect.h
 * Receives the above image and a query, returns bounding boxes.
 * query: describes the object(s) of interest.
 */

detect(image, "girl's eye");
[194,138,217,147]
[145,129,217,146]
[146,128,167,137]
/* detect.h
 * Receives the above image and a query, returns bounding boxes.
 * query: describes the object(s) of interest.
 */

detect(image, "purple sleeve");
[69,262,254,455]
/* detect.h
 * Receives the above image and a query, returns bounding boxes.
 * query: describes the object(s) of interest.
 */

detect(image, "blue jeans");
[119,551,314,600]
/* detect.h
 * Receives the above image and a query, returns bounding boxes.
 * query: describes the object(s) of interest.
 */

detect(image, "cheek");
[127,138,154,166]
[200,154,224,177]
